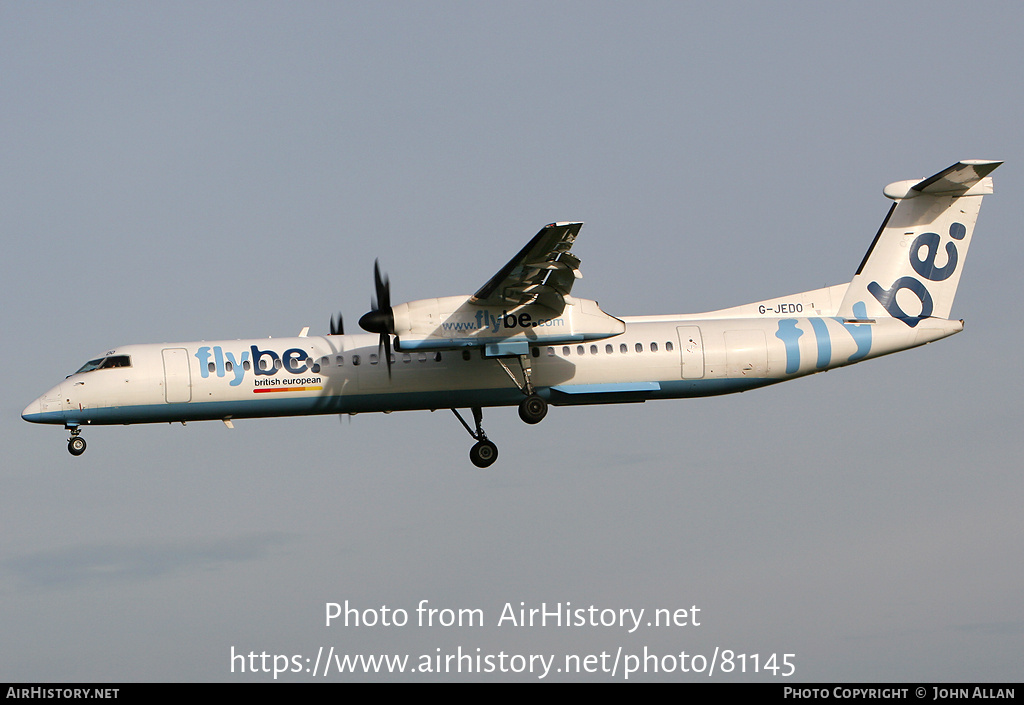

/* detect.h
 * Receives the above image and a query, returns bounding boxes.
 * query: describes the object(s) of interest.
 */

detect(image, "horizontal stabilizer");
[884,160,1002,199]
[912,160,1002,195]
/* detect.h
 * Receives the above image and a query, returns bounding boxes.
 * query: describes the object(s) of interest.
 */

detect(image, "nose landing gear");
[67,426,87,456]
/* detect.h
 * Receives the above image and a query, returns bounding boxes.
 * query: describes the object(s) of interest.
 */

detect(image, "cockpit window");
[74,355,131,375]
[75,358,105,374]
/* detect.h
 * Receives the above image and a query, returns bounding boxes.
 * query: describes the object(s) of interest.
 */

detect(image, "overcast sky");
[3,1,1022,682]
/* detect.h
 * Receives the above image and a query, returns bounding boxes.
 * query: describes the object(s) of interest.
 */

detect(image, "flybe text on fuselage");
[441,310,566,334]
[194,345,321,386]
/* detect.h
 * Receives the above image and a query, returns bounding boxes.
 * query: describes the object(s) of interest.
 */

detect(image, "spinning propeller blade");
[358,259,395,378]
[329,313,344,336]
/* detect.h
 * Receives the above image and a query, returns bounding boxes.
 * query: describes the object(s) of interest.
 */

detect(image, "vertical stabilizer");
[838,160,1001,325]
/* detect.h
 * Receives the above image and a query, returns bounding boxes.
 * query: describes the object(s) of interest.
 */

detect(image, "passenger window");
[336,355,344,366]
[351,355,361,366]
[225,361,233,372]
[605,344,613,354]
[666,341,674,352]
[403,353,411,363]
[208,362,216,373]
[563,346,571,356]
[577,345,585,355]
[590,345,598,355]
[547,347,555,357]
[435,352,442,362]
[243,360,251,371]
[370,354,379,365]
[635,343,644,353]
[620,343,627,354]
[651,342,658,352]
[532,347,540,358]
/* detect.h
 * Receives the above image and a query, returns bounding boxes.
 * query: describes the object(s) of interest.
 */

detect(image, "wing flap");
[471,222,583,309]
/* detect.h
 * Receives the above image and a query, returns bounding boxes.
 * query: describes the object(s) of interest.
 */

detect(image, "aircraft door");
[162,348,192,403]
[676,326,705,379]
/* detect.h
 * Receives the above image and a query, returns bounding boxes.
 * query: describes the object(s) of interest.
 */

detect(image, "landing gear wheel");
[68,436,87,456]
[470,440,498,468]
[518,394,548,424]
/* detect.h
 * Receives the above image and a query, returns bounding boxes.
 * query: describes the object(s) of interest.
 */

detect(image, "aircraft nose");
[22,382,65,424]
[22,397,43,422]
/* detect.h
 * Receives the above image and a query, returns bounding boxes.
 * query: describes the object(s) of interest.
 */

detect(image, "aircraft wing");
[470,222,584,311]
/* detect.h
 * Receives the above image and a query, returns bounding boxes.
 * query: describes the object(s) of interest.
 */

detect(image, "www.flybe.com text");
[441,310,565,333]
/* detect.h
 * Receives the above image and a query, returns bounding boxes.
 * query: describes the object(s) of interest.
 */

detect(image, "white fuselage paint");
[22,307,962,429]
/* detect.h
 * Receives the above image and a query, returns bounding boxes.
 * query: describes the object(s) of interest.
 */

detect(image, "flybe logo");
[868,222,966,327]
[195,345,319,386]
[441,310,565,333]
[775,305,873,375]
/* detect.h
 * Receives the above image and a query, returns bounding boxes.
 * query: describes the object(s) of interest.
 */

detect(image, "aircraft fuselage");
[23,310,962,429]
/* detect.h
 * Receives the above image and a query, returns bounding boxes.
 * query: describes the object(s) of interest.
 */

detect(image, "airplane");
[23,160,1001,467]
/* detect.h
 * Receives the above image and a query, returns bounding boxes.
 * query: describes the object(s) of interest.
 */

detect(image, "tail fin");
[838,160,1002,325]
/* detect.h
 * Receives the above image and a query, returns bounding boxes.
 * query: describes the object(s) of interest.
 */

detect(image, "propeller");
[358,259,395,378]
[329,313,344,335]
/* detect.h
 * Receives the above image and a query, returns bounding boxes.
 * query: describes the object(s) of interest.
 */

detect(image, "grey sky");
[2,2,1022,681]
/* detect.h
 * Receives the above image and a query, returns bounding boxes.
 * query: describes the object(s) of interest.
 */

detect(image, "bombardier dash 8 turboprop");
[23,160,1001,467]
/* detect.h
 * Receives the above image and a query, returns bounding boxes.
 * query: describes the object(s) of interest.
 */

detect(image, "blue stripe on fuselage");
[21,377,777,426]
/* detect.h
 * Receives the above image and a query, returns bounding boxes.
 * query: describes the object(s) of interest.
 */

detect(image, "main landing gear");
[518,394,547,424]
[452,407,498,468]
[451,352,551,468]
[450,396,548,469]
[67,426,87,456]
[494,353,548,425]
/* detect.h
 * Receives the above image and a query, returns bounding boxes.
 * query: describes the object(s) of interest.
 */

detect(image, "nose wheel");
[67,429,87,456]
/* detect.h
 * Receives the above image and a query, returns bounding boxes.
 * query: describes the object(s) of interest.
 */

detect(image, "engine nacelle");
[390,295,625,352]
